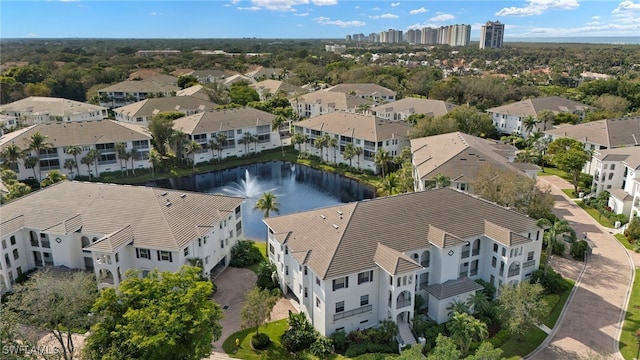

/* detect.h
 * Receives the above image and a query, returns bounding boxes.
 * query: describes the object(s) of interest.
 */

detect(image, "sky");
[1,0,639,40]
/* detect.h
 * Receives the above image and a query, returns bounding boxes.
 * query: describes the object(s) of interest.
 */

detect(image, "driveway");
[211,267,257,351]
[527,176,633,360]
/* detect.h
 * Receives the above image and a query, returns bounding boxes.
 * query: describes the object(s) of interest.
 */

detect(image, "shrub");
[344,342,398,357]
[488,329,510,347]
[570,240,589,259]
[251,333,271,350]
[412,318,444,351]
[281,312,318,352]
[329,330,348,353]
[551,240,565,255]
[256,261,279,290]
[229,240,263,267]
[531,268,569,295]
[309,336,333,357]
[626,217,640,244]
[475,279,496,300]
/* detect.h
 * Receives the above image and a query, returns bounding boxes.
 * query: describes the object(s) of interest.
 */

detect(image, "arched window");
[420,250,430,267]
[508,261,521,277]
[81,236,90,249]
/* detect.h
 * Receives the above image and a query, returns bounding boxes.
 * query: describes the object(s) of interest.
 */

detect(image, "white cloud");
[496,0,579,16]
[506,22,640,37]
[613,1,640,23]
[312,0,338,5]
[248,0,307,11]
[429,13,454,22]
[369,13,399,19]
[391,2,400,7]
[372,7,381,11]
[314,16,365,27]
[409,7,427,15]
[294,12,309,16]
[407,22,438,30]
[354,6,359,9]
[150,12,158,16]
[592,15,600,20]
[238,6,262,11]
[614,0,640,13]
[25,33,39,38]
[231,0,241,4]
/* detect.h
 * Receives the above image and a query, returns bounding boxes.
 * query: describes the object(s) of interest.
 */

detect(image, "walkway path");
[527,176,634,360]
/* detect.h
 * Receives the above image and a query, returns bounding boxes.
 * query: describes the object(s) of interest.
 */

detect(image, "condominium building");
[113,96,218,126]
[480,21,505,49]
[264,188,543,338]
[97,75,180,108]
[591,148,640,222]
[0,97,108,126]
[0,181,244,294]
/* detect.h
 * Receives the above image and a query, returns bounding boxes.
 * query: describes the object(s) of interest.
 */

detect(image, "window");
[501,248,506,257]
[184,247,189,257]
[136,248,150,259]
[493,244,498,252]
[13,249,19,260]
[335,301,344,313]
[610,164,615,170]
[269,243,275,254]
[304,266,308,275]
[332,276,348,291]
[115,253,119,263]
[285,266,289,275]
[492,256,497,268]
[360,294,369,306]
[527,251,534,261]
[358,270,373,284]
[221,240,224,249]
[316,277,321,286]
[1,240,5,249]
[304,287,308,298]
[316,297,321,308]
[608,173,614,180]
[158,251,172,262]
[10,236,16,246]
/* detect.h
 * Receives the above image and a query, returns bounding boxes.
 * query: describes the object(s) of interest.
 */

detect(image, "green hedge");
[345,342,398,357]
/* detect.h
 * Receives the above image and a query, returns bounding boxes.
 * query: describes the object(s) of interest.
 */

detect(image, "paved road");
[527,176,634,360]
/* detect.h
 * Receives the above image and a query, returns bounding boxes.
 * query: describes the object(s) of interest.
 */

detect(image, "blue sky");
[2,1,639,39]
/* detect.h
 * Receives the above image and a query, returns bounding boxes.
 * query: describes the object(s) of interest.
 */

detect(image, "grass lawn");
[620,272,640,360]
[561,189,577,199]
[576,201,615,228]
[246,242,268,274]
[501,327,548,359]
[222,319,349,360]
[543,279,576,329]
[538,167,570,180]
[616,233,635,252]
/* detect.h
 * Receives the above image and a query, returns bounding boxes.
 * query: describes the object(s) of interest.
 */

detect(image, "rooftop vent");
[180,193,187,198]
[161,192,168,196]
[165,201,172,207]
[320,214,326,219]
[336,210,343,215]
[332,224,339,229]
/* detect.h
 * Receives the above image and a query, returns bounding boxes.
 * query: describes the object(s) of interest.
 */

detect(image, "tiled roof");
[609,188,632,201]
[327,83,396,96]
[0,96,107,117]
[371,98,456,118]
[113,96,217,118]
[295,91,372,110]
[374,243,422,275]
[594,147,640,170]
[295,113,411,142]
[426,277,484,300]
[250,80,306,96]
[0,182,244,252]
[411,132,535,182]
[544,117,640,148]
[176,85,212,101]
[487,96,591,117]
[0,120,151,149]
[98,75,179,94]
[172,107,275,134]
[264,188,538,279]
[0,215,24,235]
[42,213,83,235]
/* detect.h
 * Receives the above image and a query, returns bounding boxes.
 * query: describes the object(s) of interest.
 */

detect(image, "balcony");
[396,298,411,309]
[333,304,373,321]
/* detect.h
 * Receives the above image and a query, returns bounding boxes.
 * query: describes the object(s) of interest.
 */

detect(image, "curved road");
[528,176,634,360]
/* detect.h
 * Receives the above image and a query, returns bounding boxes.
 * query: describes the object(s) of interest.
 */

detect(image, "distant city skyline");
[1,0,639,40]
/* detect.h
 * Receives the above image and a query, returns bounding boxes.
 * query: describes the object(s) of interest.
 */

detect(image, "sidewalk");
[527,176,633,360]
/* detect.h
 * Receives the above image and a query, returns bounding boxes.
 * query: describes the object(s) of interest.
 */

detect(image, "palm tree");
[86,149,101,178]
[522,115,539,136]
[128,148,139,175]
[343,143,355,168]
[80,155,94,179]
[114,142,127,175]
[41,170,66,187]
[241,132,253,155]
[447,312,488,356]
[433,173,452,189]
[255,192,280,250]
[301,134,310,152]
[328,136,338,165]
[24,131,52,181]
[170,130,187,164]
[63,159,77,179]
[250,134,259,155]
[377,173,399,196]
[356,103,371,115]
[1,143,24,171]
[208,139,218,161]
[353,146,363,170]
[291,133,304,154]
[374,148,390,177]
[24,156,39,181]
[65,145,83,177]
[466,291,492,320]
[215,132,228,162]
[536,218,575,277]
[446,299,470,317]
[184,140,202,173]
[148,148,161,177]
[313,136,327,161]
[272,114,287,157]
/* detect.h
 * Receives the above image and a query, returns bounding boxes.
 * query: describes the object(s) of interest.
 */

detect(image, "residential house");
[263,188,542,337]
[97,74,180,108]
[371,98,457,122]
[250,80,307,101]
[291,91,373,119]
[113,96,218,126]
[0,120,152,180]
[326,83,397,103]
[411,132,539,193]
[487,96,591,137]
[172,107,279,163]
[0,97,108,125]
[0,181,244,294]
[293,113,411,174]
[544,117,640,174]
[187,69,237,84]
[0,114,19,135]
[176,85,212,101]
[246,67,288,81]
[220,74,253,87]
[591,148,640,222]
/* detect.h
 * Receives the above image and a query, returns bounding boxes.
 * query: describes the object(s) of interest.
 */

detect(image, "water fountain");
[221,169,266,199]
